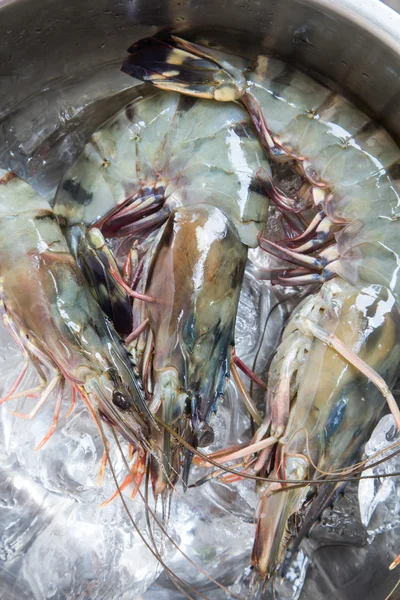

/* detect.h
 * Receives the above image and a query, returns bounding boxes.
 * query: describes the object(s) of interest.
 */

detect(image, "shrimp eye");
[112,390,132,411]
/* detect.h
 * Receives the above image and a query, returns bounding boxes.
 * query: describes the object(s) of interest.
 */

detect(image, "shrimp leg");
[35,379,65,451]
[9,375,61,420]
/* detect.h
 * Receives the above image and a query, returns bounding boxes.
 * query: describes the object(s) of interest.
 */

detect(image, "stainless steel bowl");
[1,0,400,137]
[0,1,400,599]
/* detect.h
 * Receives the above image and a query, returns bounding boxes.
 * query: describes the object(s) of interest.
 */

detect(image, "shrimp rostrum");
[53,89,271,492]
[123,36,400,579]
[0,169,151,452]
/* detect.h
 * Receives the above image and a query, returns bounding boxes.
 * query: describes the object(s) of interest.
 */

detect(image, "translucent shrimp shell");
[54,90,271,248]
[248,57,400,299]
[0,170,150,448]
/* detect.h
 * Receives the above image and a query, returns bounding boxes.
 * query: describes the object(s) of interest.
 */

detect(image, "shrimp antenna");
[384,573,400,600]
[109,422,246,600]
[95,408,206,600]
[156,416,400,486]
[142,461,211,600]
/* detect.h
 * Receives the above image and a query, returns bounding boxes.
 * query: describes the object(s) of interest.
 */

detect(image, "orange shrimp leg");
[1,311,27,353]
[390,553,400,570]
[129,454,146,499]
[192,454,262,486]
[194,437,277,469]
[193,465,247,487]
[0,360,29,404]
[96,451,109,486]
[9,375,61,419]
[192,442,246,468]
[100,452,146,507]
[190,437,277,487]
[2,383,46,403]
[35,379,65,451]
[65,386,76,419]
[0,315,50,405]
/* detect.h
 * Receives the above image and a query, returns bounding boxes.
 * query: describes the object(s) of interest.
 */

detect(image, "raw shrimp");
[0,169,150,451]
[123,36,400,581]
[53,89,270,491]
[141,205,247,493]
[251,279,400,579]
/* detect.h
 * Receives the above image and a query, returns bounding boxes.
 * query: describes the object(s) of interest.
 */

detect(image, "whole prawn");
[123,35,400,586]
[0,169,151,452]
[53,89,271,493]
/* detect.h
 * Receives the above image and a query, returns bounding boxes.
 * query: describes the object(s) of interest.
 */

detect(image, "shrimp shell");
[0,169,151,450]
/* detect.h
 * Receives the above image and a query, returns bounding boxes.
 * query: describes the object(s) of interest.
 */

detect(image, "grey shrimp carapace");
[0,169,151,452]
[123,36,400,582]
[53,89,271,492]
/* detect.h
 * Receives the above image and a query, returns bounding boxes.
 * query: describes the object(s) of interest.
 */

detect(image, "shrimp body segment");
[123,37,400,293]
[0,170,150,449]
[54,90,271,248]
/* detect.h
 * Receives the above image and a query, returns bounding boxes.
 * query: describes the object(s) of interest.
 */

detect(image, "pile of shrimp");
[1,33,400,599]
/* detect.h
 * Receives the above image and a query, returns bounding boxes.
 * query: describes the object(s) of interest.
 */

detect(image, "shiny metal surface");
[0,2,400,599]
[384,0,400,11]
[0,0,400,140]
